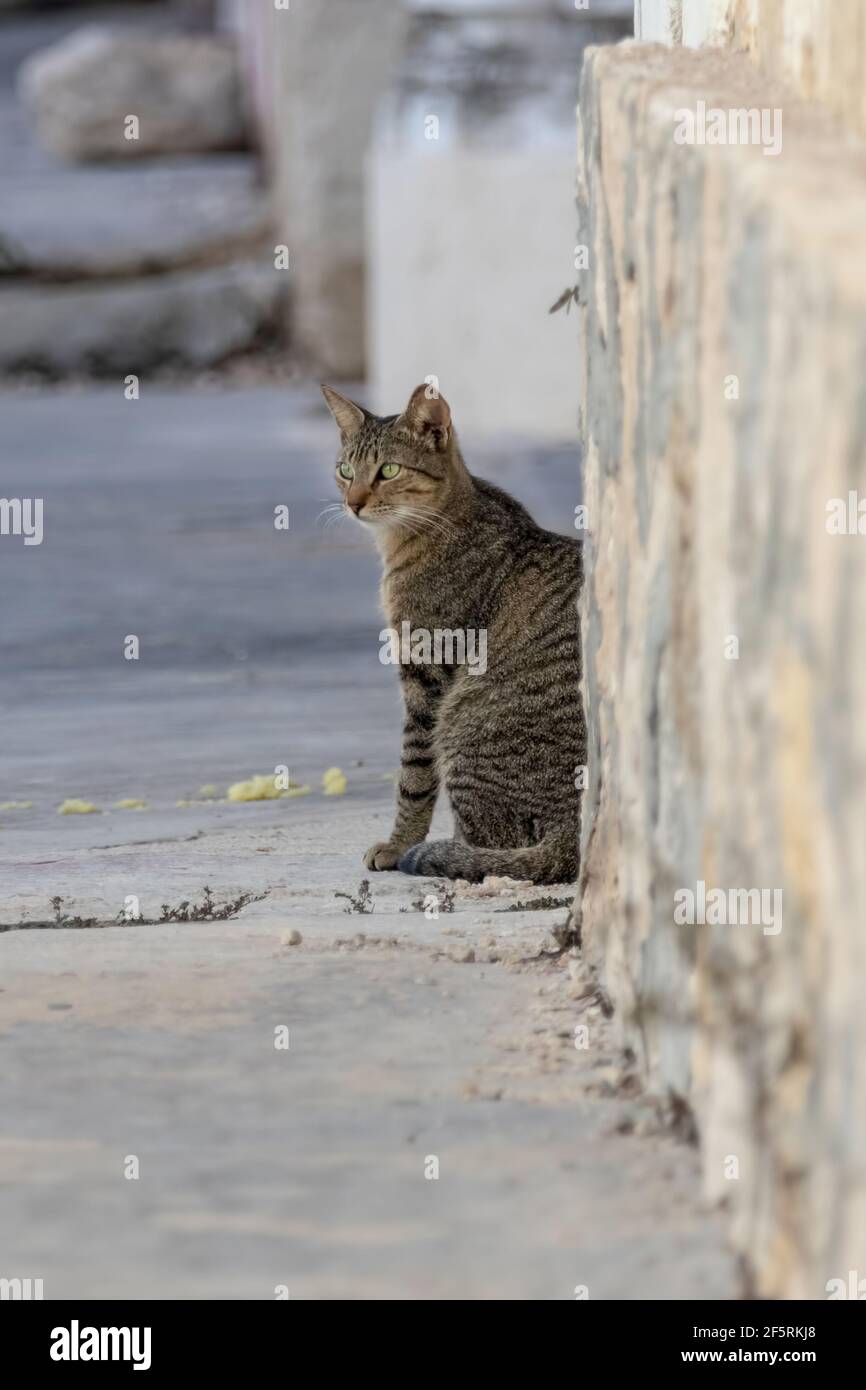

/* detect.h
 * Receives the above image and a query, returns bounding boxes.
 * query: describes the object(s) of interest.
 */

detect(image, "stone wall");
[574,38,866,1297]
[636,0,866,138]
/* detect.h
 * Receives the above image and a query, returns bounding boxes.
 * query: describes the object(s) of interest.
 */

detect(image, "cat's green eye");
[380,463,401,480]
[338,461,354,480]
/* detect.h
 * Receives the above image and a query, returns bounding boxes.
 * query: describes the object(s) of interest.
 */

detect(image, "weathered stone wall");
[636,0,866,138]
[575,40,866,1297]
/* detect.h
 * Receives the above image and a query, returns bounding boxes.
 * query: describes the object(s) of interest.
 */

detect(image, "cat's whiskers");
[393,504,456,541]
[317,502,350,533]
[399,499,457,529]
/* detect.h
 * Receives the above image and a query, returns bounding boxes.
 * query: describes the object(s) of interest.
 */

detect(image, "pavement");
[0,383,736,1299]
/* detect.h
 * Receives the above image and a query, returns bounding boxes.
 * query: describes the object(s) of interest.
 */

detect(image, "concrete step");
[0,259,285,374]
[0,156,272,279]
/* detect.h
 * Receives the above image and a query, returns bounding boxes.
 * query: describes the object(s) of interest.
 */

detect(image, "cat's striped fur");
[322,382,585,885]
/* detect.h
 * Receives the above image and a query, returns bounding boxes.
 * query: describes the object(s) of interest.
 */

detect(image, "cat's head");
[321,383,462,531]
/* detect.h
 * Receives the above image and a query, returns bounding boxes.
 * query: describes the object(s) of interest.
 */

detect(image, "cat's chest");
[381,566,446,631]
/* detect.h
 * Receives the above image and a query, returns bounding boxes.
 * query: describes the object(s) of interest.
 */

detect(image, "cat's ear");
[399,384,452,450]
[321,384,366,440]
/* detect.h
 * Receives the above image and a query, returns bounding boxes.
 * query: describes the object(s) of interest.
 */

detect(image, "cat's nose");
[347,486,371,515]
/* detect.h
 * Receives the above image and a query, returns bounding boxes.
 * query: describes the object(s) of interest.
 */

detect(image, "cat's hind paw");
[399,839,483,880]
[398,841,449,876]
[397,843,425,874]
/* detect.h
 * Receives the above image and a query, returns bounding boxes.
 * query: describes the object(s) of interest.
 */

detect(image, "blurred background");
[0,0,631,435]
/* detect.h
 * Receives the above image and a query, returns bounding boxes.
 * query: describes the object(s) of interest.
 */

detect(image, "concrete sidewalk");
[0,385,735,1299]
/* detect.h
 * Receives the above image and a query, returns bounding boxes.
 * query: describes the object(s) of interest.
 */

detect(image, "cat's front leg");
[364,664,440,871]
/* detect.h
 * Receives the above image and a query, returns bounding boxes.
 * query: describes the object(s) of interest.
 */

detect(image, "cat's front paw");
[364,841,403,871]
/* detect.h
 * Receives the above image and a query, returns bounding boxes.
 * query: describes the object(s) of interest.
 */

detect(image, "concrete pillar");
[262,0,409,378]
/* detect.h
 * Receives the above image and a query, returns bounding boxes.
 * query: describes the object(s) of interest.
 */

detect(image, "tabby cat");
[322,382,585,884]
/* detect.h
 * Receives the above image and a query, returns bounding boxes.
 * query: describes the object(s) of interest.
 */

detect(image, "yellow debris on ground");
[322,767,347,796]
[114,799,148,810]
[198,784,218,798]
[58,799,100,815]
[227,773,312,803]
[227,774,284,802]
[0,800,33,809]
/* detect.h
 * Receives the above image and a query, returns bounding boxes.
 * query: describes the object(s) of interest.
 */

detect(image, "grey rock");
[0,260,284,374]
[18,26,246,161]
[0,156,272,279]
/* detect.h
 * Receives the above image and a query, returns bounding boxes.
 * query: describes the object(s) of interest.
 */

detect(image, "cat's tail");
[398,831,577,886]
